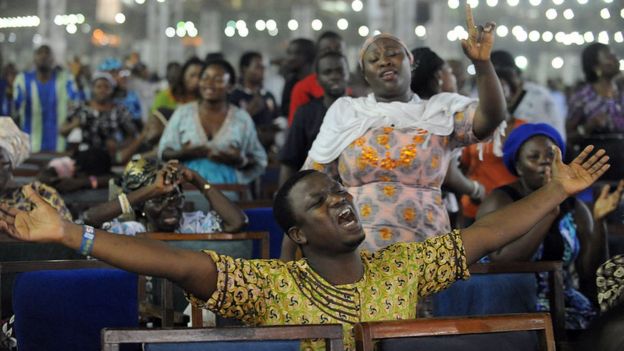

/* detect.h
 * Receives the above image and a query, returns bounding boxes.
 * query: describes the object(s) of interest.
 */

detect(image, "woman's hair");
[582,43,609,83]
[201,58,237,86]
[171,56,204,98]
[410,47,445,98]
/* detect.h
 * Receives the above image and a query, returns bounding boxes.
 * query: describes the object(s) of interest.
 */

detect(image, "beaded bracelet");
[78,225,95,256]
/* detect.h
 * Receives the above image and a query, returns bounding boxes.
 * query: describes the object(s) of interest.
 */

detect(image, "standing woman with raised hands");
[282,5,506,258]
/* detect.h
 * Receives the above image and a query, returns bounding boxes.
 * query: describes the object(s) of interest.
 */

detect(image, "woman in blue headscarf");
[477,123,624,329]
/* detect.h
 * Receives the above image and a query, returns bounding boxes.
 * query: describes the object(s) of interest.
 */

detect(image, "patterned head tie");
[0,117,30,168]
[597,254,624,313]
[358,33,414,70]
[121,157,159,194]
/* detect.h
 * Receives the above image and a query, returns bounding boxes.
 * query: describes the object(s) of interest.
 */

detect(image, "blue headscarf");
[503,123,566,176]
[98,57,123,71]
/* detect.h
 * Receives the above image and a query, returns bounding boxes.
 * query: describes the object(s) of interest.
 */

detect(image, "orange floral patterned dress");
[304,105,479,252]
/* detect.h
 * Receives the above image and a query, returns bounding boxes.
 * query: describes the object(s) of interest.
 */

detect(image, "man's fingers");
[572,145,594,165]
[484,22,496,33]
[476,25,485,43]
[581,148,606,169]
[600,184,611,199]
[617,180,624,194]
[465,3,476,35]
[552,145,562,164]
[590,155,610,174]
[593,164,611,181]
[0,203,18,217]
[0,210,15,226]
[23,185,49,209]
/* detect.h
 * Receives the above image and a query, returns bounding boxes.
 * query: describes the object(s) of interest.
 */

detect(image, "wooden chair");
[101,324,344,351]
[137,231,270,327]
[182,183,251,201]
[469,261,565,345]
[354,313,555,351]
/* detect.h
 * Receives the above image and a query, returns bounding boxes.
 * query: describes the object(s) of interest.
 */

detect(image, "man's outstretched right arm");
[0,186,217,301]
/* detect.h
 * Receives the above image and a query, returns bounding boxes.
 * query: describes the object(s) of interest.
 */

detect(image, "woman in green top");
[151,57,203,112]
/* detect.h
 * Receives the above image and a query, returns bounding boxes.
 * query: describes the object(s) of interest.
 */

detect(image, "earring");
[438,79,444,87]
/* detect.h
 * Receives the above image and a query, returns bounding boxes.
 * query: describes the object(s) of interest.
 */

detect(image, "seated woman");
[476,123,623,329]
[0,117,71,221]
[158,59,267,186]
[82,158,247,235]
[60,72,138,166]
[38,148,112,194]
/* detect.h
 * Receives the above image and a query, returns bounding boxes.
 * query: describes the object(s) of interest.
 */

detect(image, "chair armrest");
[469,261,562,274]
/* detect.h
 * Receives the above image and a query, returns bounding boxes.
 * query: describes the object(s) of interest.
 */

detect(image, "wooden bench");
[101,324,344,351]
[354,313,555,351]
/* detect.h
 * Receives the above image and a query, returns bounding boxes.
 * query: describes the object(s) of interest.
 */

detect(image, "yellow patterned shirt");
[188,230,469,351]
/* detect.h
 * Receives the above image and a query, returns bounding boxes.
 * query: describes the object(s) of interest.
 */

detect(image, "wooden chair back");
[137,231,270,327]
[469,261,565,345]
[354,313,555,351]
[182,183,251,201]
[101,324,344,351]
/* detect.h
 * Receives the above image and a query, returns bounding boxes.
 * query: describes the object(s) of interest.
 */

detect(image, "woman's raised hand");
[551,145,610,196]
[593,180,624,221]
[149,160,182,197]
[461,4,496,62]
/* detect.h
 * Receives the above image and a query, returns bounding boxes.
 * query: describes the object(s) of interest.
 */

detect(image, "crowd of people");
[0,4,624,351]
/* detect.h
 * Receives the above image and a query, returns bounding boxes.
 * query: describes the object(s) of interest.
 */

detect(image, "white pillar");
[366,0,384,33]
[394,0,417,45]
[37,0,67,62]
[291,4,313,39]
[424,1,457,59]
[199,10,221,58]
[158,1,171,73]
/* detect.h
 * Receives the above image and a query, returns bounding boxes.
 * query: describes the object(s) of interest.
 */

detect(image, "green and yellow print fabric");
[188,230,469,351]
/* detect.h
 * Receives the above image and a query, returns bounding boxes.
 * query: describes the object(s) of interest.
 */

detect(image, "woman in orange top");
[460,74,525,222]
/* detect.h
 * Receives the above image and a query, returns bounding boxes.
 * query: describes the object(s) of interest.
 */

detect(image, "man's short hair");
[491,50,520,74]
[273,170,319,233]
[239,51,262,73]
[317,31,342,44]
[314,51,348,73]
[290,38,316,64]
